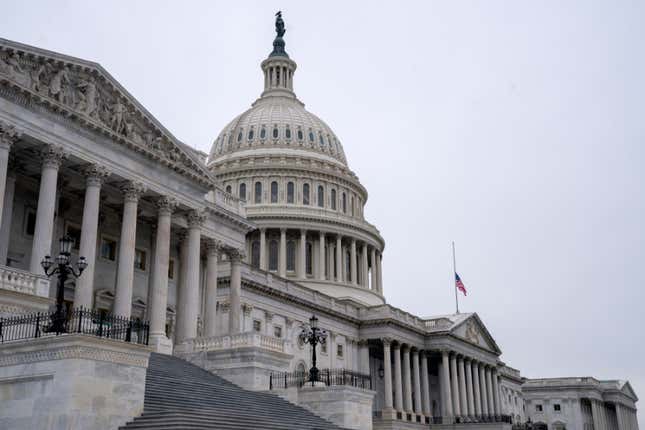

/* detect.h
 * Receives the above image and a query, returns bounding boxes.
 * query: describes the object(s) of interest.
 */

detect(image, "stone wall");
[296,385,376,430]
[0,334,150,430]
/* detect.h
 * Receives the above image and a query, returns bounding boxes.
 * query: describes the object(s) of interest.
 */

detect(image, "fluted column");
[441,350,454,419]
[361,243,369,287]
[450,353,461,417]
[318,231,325,280]
[393,343,403,411]
[485,366,494,416]
[473,360,482,417]
[147,196,177,352]
[465,359,475,417]
[382,338,393,410]
[298,229,306,279]
[412,349,422,414]
[458,356,468,416]
[377,252,383,292]
[370,247,377,290]
[0,171,15,264]
[421,351,431,416]
[203,240,220,337]
[350,239,357,285]
[29,145,66,274]
[278,228,286,277]
[259,228,267,270]
[0,122,19,235]
[175,211,203,343]
[113,181,145,317]
[592,400,604,430]
[492,368,501,415]
[359,340,370,374]
[335,236,343,282]
[73,165,109,308]
[228,249,244,334]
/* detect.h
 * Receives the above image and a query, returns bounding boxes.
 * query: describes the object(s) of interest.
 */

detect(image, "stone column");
[402,345,413,412]
[485,366,494,416]
[350,239,357,285]
[615,404,625,430]
[0,122,19,232]
[370,247,377,290]
[318,231,325,280]
[147,196,176,352]
[479,363,489,417]
[0,172,15,264]
[73,164,109,309]
[393,343,403,411]
[450,353,461,417]
[298,229,306,279]
[377,252,383,292]
[592,400,604,430]
[279,228,286,277]
[175,210,203,343]
[265,311,273,336]
[441,350,454,419]
[259,228,266,270]
[421,351,431,416]
[228,249,243,334]
[361,243,368,287]
[29,145,66,274]
[113,181,145,317]
[412,349,422,414]
[465,358,475,417]
[458,356,468,417]
[335,236,343,282]
[203,240,220,338]
[473,360,482,417]
[492,368,501,415]
[382,338,394,410]
[359,340,370,375]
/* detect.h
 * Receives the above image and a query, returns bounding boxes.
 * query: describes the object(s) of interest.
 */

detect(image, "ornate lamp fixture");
[299,314,327,383]
[41,234,88,333]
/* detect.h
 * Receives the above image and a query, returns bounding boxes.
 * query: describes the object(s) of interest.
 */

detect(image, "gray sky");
[3,0,644,422]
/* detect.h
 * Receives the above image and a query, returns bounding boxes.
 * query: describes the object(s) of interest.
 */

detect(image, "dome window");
[285,127,291,140]
[251,241,260,268]
[303,183,310,205]
[269,240,278,271]
[286,240,296,272]
[319,133,325,148]
[309,130,315,143]
[260,126,266,140]
[317,186,324,208]
[254,182,262,204]
[271,181,279,203]
[297,129,304,141]
[239,183,246,200]
[287,182,295,204]
[273,126,279,139]
[248,128,254,141]
[237,130,243,143]
[331,189,337,210]
[342,192,347,213]
[226,185,232,194]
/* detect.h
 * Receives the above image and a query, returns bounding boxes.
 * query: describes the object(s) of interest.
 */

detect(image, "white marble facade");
[0,23,639,430]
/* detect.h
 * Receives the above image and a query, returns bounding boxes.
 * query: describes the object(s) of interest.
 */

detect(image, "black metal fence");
[269,368,372,390]
[0,307,150,345]
[430,414,513,425]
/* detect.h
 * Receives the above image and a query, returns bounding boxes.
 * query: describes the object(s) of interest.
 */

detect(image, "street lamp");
[299,314,327,384]
[41,234,88,333]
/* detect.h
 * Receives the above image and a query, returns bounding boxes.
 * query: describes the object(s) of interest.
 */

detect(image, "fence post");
[284,372,287,389]
[126,319,132,342]
[342,369,346,386]
[269,373,273,390]
[34,313,40,338]
[77,307,82,333]
[98,311,104,337]
[326,369,330,386]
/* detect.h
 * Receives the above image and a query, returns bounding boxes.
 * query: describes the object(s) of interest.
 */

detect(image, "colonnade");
[596,401,640,430]
[252,228,383,293]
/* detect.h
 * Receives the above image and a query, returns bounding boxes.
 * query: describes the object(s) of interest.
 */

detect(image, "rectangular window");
[253,320,262,332]
[134,249,147,271]
[554,404,561,412]
[65,223,82,250]
[168,259,175,280]
[536,405,543,412]
[24,208,36,236]
[337,344,343,358]
[100,237,117,261]
[274,326,282,338]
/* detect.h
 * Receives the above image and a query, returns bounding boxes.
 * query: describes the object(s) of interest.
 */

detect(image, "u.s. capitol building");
[0,14,639,430]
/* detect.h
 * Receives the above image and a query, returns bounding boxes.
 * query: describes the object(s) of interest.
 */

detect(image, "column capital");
[156,195,178,216]
[228,248,246,263]
[41,144,67,169]
[264,310,273,320]
[300,228,306,235]
[381,337,393,346]
[242,302,253,316]
[121,180,146,202]
[186,209,206,228]
[392,341,401,351]
[206,239,223,256]
[411,347,419,356]
[259,227,266,233]
[0,121,22,149]
[280,227,287,234]
[83,163,110,187]
[358,339,369,347]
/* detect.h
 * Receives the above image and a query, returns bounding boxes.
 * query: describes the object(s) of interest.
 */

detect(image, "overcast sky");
[3,0,644,422]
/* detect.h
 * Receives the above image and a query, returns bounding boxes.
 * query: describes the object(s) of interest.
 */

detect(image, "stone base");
[373,417,512,430]
[0,334,150,430]
[149,333,173,355]
[298,385,376,430]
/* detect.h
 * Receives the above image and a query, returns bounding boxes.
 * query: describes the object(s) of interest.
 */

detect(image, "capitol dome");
[207,13,385,306]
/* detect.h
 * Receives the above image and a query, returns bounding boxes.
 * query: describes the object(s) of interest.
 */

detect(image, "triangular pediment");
[620,381,639,401]
[452,313,502,354]
[0,38,214,187]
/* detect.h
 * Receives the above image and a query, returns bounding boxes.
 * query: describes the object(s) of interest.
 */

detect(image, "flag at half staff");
[455,272,467,296]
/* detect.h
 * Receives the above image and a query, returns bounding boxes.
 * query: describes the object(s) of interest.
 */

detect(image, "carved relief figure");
[76,77,99,118]
[465,320,480,345]
[29,63,48,94]
[49,66,71,104]
[109,100,126,133]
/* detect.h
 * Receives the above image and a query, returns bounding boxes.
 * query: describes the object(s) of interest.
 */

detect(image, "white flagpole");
[452,241,459,314]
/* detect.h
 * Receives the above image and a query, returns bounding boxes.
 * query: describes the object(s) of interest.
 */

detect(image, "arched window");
[297,129,303,141]
[309,130,315,143]
[303,183,310,205]
[226,185,232,194]
[237,130,243,142]
[317,185,324,208]
[268,240,278,271]
[345,250,351,282]
[260,127,266,139]
[331,189,337,210]
[351,197,354,216]
[342,193,347,213]
[285,127,291,139]
[251,240,260,268]
[273,127,279,139]
[271,181,278,203]
[239,183,246,200]
[287,182,295,204]
[319,133,325,148]
[248,129,254,140]
[254,181,262,204]
[286,240,296,272]
[306,242,313,275]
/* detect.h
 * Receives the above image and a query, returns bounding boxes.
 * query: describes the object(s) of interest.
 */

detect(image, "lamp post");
[41,234,88,333]
[299,314,327,383]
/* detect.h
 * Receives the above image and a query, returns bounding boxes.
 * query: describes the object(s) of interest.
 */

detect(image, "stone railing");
[423,317,453,330]
[523,377,599,388]
[192,332,286,354]
[208,187,246,217]
[0,265,49,298]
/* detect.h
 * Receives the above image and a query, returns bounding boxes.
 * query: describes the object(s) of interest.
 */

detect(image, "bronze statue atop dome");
[270,11,289,58]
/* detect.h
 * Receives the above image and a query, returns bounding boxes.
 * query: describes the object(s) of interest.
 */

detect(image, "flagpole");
[453,241,459,314]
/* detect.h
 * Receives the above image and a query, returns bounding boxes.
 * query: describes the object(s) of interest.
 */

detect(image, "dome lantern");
[261,12,297,99]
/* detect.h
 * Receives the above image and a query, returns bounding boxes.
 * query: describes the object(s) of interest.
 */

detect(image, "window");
[226,185,232,194]
[297,129,303,141]
[24,208,36,236]
[260,127,266,139]
[272,126,279,139]
[536,405,543,412]
[285,127,291,139]
[306,242,313,275]
[100,237,117,261]
[168,259,175,280]
[309,130,314,143]
[331,189,337,210]
[239,183,246,200]
[345,250,351,282]
[271,181,278,203]
[319,133,325,147]
[253,320,262,332]
[286,240,296,272]
[237,130,243,142]
[65,223,82,250]
[134,249,147,271]
[317,185,324,208]
[554,404,561,412]
[342,192,347,213]
[351,197,354,216]
[251,240,260,268]
[337,344,343,358]
[248,129,254,140]
[254,182,262,204]
[287,182,295,204]
[303,183,310,205]
[268,240,278,271]
[274,326,283,338]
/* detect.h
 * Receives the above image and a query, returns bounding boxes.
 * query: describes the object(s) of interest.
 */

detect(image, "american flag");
[455,272,467,296]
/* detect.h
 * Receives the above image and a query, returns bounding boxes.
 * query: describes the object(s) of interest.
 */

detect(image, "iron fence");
[0,307,149,345]
[269,368,372,390]
[430,414,513,425]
